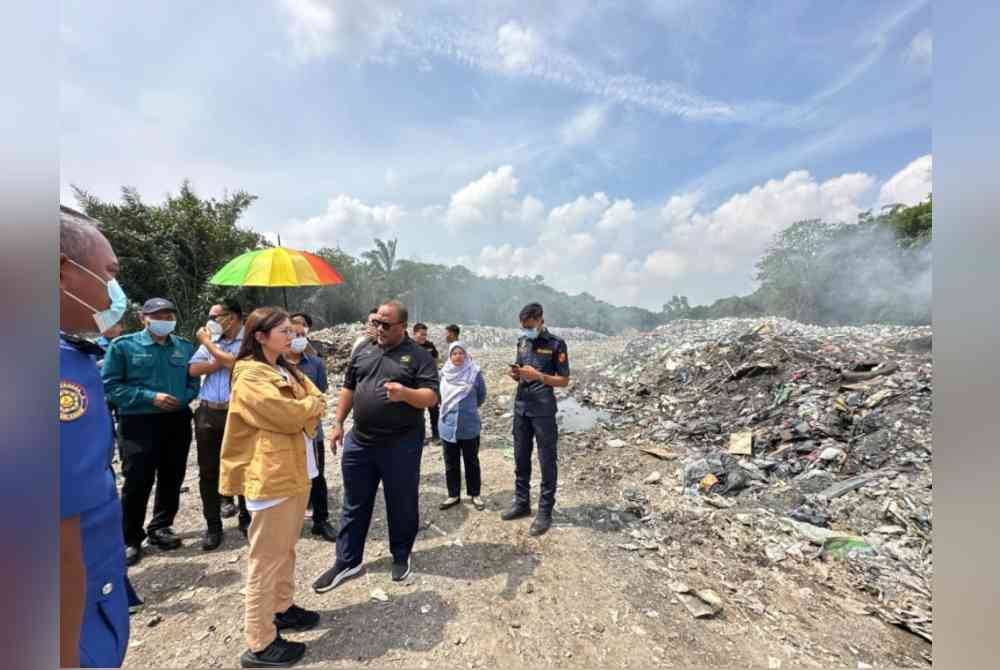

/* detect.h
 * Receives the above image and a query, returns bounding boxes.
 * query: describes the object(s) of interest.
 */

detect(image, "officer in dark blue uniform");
[59,205,130,668]
[501,302,570,536]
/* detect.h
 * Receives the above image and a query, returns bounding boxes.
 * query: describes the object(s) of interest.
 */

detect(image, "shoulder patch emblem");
[59,381,88,422]
[400,355,412,363]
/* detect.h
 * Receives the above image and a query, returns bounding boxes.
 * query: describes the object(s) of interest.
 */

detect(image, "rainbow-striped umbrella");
[210,247,344,307]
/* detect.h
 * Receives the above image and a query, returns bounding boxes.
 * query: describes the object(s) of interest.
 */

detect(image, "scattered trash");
[728,431,753,456]
[670,583,724,619]
[643,471,662,485]
[821,537,876,560]
[638,446,677,460]
[370,588,389,602]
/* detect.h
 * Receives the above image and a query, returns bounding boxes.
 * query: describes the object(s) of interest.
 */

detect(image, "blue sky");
[60,0,932,309]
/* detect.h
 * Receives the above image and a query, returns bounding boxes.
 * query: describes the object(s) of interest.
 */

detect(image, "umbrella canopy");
[210,247,344,287]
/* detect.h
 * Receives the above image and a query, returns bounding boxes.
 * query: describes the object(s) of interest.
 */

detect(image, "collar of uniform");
[379,333,412,355]
[59,332,105,356]
[220,326,244,345]
[136,328,175,347]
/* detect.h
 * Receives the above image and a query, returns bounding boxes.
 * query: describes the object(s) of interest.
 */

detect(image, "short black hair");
[413,323,428,333]
[289,312,313,329]
[382,300,408,324]
[519,302,544,322]
[221,298,243,319]
[369,307,379,315]
[446,324,460,336]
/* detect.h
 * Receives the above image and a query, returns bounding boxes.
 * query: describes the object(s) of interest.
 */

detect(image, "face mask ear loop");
[62,288,100,312]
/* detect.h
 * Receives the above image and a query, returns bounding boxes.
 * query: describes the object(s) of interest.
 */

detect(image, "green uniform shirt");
[101,329,200,415]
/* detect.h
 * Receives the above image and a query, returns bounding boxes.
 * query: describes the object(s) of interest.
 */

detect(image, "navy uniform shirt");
[60,334,129,667]
[514,329,570,417]
[344,336,440,447]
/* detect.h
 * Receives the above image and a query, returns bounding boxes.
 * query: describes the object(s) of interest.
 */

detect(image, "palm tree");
[362,237,398,298]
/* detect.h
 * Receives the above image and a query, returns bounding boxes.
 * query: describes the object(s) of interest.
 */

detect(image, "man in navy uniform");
[59,205,130,667]
[502,302,570,536]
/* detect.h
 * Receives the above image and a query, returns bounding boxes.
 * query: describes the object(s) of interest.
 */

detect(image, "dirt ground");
[121,338,930,669]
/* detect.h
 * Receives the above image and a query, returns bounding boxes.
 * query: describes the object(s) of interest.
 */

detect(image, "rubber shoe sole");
[239,643,306,668]
[312,563,362,594]
[391,557,412,582]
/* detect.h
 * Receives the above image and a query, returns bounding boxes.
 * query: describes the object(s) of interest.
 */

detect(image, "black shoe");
[312,560,362,594]
[391,556,412,582]
[221,501,238,519]
[529,513,552,537]
[147,528,182,550]
[125,544,142,566]
[500,504,532,521]
[202,529,223,551]
[274,604,320,632]
[239,517,251,539]
[310,521,337,543]
[240,635,306,668]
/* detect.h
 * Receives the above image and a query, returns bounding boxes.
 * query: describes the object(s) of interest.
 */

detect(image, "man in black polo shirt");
[412,322,440,443]
[312,300,439,593]
[502,302,570,536]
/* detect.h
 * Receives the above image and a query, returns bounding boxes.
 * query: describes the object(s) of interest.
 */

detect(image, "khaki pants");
[244,494,310,652]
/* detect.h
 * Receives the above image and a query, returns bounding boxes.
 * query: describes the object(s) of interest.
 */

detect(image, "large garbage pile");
[568,318,933,645]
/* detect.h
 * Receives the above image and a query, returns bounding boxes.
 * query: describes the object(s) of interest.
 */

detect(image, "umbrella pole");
[283,287,289,310]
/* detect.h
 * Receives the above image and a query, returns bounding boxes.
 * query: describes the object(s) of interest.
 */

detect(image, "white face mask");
[290,336,309,354]
[206,319,224,341]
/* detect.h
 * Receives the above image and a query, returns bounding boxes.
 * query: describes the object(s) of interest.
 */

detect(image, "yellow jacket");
[219,359,325,500]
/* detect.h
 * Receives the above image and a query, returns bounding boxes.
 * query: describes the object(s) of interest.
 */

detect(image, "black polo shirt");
[344,335,440,446]
[514,329,570,417]
[417,340,439,361]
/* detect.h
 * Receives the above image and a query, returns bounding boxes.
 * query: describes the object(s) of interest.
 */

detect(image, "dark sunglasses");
[372,319,402,330]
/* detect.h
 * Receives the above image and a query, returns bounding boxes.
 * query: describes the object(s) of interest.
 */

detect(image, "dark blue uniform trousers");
[512,413,559,514]
[336,430,423,566]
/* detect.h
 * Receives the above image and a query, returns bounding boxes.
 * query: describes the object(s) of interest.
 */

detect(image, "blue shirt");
[189,329,244,403]
[101,329,200,415]
[290,352,328,441]
[438,372,487,443]
[60,335,129,667]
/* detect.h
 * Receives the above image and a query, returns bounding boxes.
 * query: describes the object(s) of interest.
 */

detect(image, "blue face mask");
[519,327,539,340]
[63,258,129,333]
[147,319,177,337]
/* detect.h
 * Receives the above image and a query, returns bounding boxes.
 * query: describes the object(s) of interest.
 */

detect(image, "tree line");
[72,181,931,337]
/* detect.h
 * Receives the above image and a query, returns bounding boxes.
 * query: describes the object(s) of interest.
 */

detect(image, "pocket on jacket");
[251,435,296,490]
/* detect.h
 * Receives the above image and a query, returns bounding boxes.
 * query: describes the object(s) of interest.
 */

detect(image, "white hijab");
[439,341,481,418]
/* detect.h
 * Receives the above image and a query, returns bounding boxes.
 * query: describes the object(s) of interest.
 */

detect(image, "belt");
[200,400,229,411]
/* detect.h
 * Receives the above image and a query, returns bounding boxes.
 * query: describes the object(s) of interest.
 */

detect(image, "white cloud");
[445,165,521,229]
[560,104,608,146]
[597,198,636,231]
[878,154,932,207]
[644,249,688,279]
[282,194,403,252]
[496,21,541,72]
[660,191,702,227]
[278,0,402,63]
[905,29,932,70]
[546,192,610,234]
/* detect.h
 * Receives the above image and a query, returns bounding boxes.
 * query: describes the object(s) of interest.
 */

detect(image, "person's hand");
[152,393,180,410]
[384,381,406,402]
[508,365,521,381]
[195,327,212,346]
[330,423,344,454]
[519,365,542,382]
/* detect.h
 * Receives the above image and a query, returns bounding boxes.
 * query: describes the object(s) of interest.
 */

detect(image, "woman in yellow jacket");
[219,307,326,669]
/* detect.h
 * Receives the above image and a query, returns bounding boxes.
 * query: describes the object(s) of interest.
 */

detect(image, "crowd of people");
[59,205,571,669]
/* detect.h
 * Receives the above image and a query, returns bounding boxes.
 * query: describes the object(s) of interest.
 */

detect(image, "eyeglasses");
[209,312,231,322]
[372,319,402,331]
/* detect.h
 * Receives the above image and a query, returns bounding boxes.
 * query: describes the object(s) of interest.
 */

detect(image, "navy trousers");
[512,413,559,514]
[335,430,423,565]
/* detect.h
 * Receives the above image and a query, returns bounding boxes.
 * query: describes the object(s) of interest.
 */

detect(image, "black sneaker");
[529,513,552,537]
[239,516,251,539]
[312,560,362,593]
[202,529,223,551]
[147,528,182,550]
[391,556,411,582]
[221,501,238,519]
[310,521,337,543]
[239,635,306,668]
[500,504,532,521]
[274,604,320,632]
[125,544,142,566]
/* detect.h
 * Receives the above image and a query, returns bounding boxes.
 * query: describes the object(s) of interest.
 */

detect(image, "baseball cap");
[142,298,178,315]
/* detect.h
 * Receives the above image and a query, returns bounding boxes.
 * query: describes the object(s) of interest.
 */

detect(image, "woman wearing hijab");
[437,341,488,511]
[219,307,326,668]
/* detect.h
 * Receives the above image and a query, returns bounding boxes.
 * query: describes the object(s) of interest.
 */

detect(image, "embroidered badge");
[536,348,553,355]
[400,355,412,363]
[59,381,88,422]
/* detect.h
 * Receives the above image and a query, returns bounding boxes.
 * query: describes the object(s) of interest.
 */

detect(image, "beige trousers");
[244,494,310,652]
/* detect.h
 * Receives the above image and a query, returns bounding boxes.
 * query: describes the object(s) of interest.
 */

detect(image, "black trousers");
[118,410,193,547]
[309,437,330,525]
[336,431,422,565]
[193,405,250,532]
[442,436,481,497]
[427,405,440,438]
[512,413,558,514]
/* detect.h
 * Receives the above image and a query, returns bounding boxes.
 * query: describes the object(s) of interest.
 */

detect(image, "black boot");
[500,503,532,521]
[529,513,552,536]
